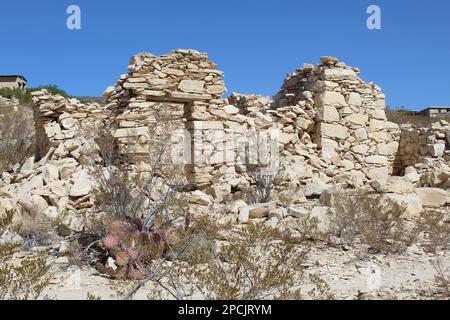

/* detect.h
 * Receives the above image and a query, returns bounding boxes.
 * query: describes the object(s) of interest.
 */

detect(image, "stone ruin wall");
[29,50,450,194]
[272,56,402,180]
[104,49,228,187]
[397,121,450,173]
[32,92,108,161]
[104,50,283,191]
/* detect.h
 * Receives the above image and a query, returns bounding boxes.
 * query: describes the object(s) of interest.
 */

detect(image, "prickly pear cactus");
[96,218,182,280]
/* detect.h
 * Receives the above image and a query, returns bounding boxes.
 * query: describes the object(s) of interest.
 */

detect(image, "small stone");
[189,190,212,206]
[178,80,205,94]
[269,208,286,220]
[238,207,250,224]
[248,202,277,219]
[304,178,329,197]
[224,105,239,115]
[103,86,115,96]
[55,256,70,264]
[320,56,339,64]
[70,170,92,198]
[287,206,308,218]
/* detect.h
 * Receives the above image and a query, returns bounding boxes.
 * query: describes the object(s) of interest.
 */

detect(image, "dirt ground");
[38,243,450,300]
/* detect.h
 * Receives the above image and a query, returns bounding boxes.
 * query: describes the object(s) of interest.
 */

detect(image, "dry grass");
[433,260,450,299]
[0,104,35,172]
[417,210,450,253]
[386,107,450,127]
[0,209,51,300]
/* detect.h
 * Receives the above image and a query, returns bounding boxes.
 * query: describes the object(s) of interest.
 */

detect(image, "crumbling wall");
[32,89,108,160]
[272,56,401,181]
[103,50,227,179]
[0,91,110,231]
[398,120,450,169]
[32,90,108,161]
[103,50,280,190]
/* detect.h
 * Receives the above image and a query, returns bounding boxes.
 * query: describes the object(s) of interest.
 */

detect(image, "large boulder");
[382,193,423,218]
[18,194,49,216]
[414,188,450,208]
[378,177,415,194]
[310,206,334,234]
[319,186,347,206]
[69,170,92,198]
[367,167,389,181]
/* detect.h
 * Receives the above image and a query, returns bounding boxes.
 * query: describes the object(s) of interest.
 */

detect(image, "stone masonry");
[2,49,450,231]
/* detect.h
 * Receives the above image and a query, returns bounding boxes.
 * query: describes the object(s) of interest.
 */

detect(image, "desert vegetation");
[0,85,70,105]
[0,209,51,300]
[386,106,450,126]
[0,104,35,172]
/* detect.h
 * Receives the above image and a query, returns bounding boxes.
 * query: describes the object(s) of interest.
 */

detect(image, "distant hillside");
[74,96,105,104]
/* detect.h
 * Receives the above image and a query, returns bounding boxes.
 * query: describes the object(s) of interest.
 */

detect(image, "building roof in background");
[419,106,450,113]
[0,75,28,82]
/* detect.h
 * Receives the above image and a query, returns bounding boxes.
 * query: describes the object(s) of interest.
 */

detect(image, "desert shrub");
[0,249,50,300]
[118,218,333,301]
[86,292,102,300]
[0,88,25,100]
[241,131,280,204]
[185,224,307,300]
[386,106,434,127]
[0,209,51,300]
[0,85,70,106]
[33,85,70,99]
[0,105,35,172]
[416,211,450,253]
[432,260,450,299]
[243,166,276,204]
[84,116,189,280]
[91,120,187,229]
[330,192,418,254]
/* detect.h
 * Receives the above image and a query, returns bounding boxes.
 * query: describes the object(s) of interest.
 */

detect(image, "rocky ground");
[23,242,448,300]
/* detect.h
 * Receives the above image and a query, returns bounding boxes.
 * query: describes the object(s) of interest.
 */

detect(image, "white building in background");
[0,75,28,90]
[419,106,450,118]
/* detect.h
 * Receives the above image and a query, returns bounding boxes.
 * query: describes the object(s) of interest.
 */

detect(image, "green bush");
[0,85,71,106]
[0,88,25,100]
[32,84,70,98]
[0,105,35,172]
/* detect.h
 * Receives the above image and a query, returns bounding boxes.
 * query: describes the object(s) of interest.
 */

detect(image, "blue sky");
[0,0,449,110]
